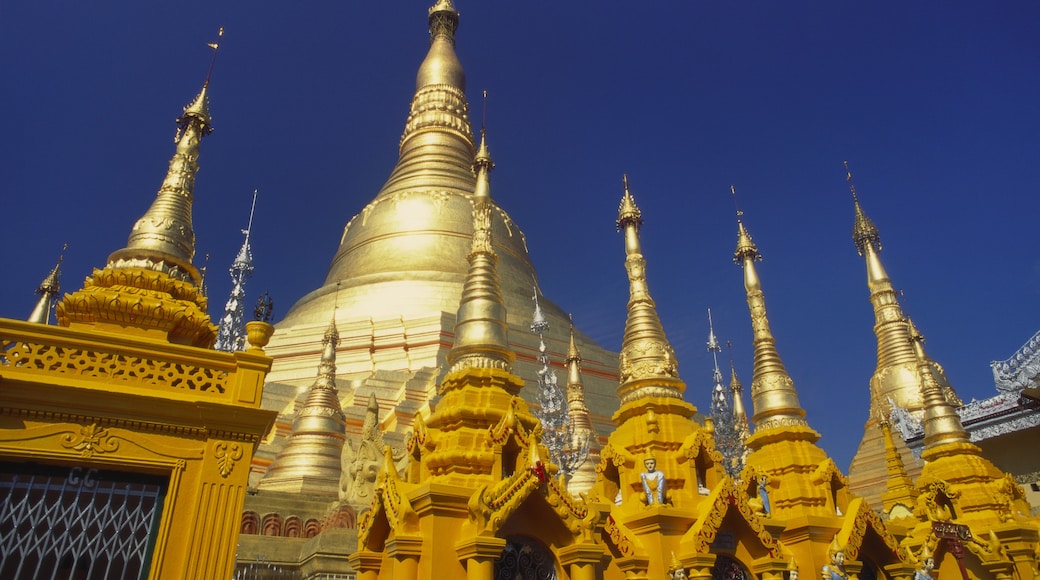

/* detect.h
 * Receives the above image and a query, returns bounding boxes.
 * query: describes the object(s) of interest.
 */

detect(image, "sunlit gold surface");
[878,417,918,520]
[615,178,684,404]
[258,316,346,494]
[446,131,513,372]
[58,82,216,347]
[900,324,1038,580]
[564,323,599,495]
[260,0,620,479]
[848,192,963,510]
[732,219,808,432]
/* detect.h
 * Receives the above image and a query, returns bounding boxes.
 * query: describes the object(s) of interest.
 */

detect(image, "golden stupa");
[252,0,620,486]
[844,165,964,511]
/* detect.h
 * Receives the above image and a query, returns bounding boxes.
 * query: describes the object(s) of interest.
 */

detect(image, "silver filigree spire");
[215,189,258,352]
[706,308,746,478]
[530,290,589,480]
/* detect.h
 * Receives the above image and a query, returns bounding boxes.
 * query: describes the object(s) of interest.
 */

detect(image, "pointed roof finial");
[845,161,882,256]
[566,314,581,364]
[28,244,66,324]
[416,0,464,90]
[473,91,493,173]
[447,126,513,373]
[732,206,811,432]
[215,190,260,352]
[616,177,684,403]
[203,27,224,88]
[908,320,970,448]
[731,186,761,264]
[616,174,643,231]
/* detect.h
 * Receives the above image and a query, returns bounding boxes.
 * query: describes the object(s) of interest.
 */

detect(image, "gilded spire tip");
[616,174,642,231]
[846,161,882,256]
[28,244,66,324]
[732,204,761,264]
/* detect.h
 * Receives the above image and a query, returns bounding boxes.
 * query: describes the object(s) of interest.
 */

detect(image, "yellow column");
[456,536,506,580]
[558,543,603,580]
[387,535,424,580]
[347,550,383,580]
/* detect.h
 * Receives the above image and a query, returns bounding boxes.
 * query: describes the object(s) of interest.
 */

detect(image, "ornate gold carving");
[0,334,229,395]
[60,423,119,458]
[214,442,243,478]
[604,514,640,558]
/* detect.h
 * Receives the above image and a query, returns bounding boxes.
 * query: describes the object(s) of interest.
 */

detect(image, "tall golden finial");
[203,27,224,88]
[474,90,492,172]
[58,33,222,347]
[908,320,970,448]
[731,186,761,264]
[731,199,810,432]
[447,125,513,373]
[616,176,684,403]
[416,0,464,89]
[28,244,66,325]
[616,174,643,232]
[845,161,881,256]
[106,27,226,282]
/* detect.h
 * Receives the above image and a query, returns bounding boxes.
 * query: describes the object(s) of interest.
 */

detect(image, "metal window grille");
[0,462,166,580]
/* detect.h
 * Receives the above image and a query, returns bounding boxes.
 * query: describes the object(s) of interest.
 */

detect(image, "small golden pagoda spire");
[729,361,751,442]
[259,313,347,494]
[565,317,594,433]
[878,412,919,519]
[907,320,969,448]
[731,188,809,432]
[446,127,513,372]
[58,30,224,347]
[28,245,65,325]
[615,175,684,403]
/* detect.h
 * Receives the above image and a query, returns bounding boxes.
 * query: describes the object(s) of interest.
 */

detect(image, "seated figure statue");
[640,452,665,505]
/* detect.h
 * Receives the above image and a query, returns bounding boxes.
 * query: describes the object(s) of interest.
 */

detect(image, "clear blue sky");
[3,2,1038,470]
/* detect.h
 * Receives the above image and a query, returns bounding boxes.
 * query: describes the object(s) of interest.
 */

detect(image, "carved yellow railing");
[0,319,269,408]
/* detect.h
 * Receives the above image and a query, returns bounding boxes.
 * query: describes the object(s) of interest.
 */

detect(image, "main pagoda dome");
[254,0,618,486]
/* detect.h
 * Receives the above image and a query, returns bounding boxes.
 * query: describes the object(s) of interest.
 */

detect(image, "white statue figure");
[758,474,771,515]
[640,452,665,505]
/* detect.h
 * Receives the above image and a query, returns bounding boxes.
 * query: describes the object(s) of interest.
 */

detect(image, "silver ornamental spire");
[215,190,258,352]
[706,308,745,478]
[530,291,589,480]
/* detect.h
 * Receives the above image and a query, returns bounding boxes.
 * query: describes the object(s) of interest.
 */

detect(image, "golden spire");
[731,188,810,432]
[411,0,467,124]
[28,245,65,325]
[846,161,881,256]
[878,412,919,519]
[258,312,347,493]
[615,175,684,403]
[107,29,223,282]
[908,320,970,448]
[729,360,751,441]
[845,162,962,412]
[446,128,513,372]
[57,30,223,347]
[565,317,594,433]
